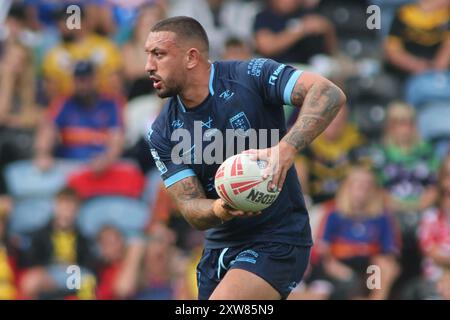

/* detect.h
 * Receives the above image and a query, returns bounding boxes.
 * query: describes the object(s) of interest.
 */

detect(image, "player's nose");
[145,57,156,74]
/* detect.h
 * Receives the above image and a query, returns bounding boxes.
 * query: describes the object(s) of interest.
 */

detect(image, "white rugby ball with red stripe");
[214,153,280,212]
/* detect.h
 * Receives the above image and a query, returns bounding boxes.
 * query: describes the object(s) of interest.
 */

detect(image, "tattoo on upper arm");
[283,81,345,151]
[169,176,205,202]
[320,85,343,118]
[291,83,307,106]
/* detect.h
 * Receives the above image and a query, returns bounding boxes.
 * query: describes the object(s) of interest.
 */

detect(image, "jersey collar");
[177,62,215,113]
[208,62,215,96]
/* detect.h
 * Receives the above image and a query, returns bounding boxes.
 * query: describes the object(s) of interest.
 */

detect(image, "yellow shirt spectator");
[42,33,122,98]
[0,247,17,300]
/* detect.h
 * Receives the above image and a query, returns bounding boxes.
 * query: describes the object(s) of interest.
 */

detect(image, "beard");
[154,80,182,99]
[62,33,76,43]
[156,88,177,98]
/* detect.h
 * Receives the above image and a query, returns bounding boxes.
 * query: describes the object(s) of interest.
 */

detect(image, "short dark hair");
[56,187,80,203]
[150,16,209,52]
[96,224,124,242]
[225,37,246,48]
[8,3,26,22]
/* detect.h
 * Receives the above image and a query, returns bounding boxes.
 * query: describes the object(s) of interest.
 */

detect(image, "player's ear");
[185,48,201,70]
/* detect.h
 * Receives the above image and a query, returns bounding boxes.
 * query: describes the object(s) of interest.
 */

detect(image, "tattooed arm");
[282,72,346,152]
[167,176,261,230]
[247,72,346,191]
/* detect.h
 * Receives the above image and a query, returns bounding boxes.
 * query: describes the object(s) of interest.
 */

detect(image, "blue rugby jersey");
[148,58,312,248]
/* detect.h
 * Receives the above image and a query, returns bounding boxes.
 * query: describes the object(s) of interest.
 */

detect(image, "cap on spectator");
[73,60,95,77]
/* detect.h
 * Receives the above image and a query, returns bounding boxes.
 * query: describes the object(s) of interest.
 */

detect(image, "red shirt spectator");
[419,207,450,280]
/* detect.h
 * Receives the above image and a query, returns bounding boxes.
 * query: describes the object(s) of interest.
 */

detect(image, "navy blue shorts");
[196,242,311,300]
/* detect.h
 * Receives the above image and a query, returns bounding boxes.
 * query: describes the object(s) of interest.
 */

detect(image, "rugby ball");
[214,153,280,212]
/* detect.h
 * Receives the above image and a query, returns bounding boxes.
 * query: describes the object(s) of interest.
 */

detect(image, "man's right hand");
[212,198,261,223]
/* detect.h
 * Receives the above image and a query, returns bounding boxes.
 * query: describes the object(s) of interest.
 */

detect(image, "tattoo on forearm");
[179,177,205,200]
[168,176,221,230]
[283,82,344,151]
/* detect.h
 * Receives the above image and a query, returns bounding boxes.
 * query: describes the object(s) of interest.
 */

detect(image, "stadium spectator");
[23,0,115,36]
[83,1,117,37]
[0,196,12,220]
[34,60,124,174]
[3,2,59,79]
[122,3,165,100]
[17,187,96,299]
[41,6,122,101]
[133,223,187,299]
[1,2,40,48]
[0,40,40,195]
[437,271,450,299]
[310,167,400,300]
[370,0,416,39]
[372,102,439,216]
[295,105,372,205]
[371,101,440,297]
[253,0,337,64]
[372,102,438,210]
[0,207,19,300]
[23,0,72,30]
[169,0,260,60]
[418,154,450,299]
[0,41,39,129]
[384,0,450,82]
[221,37,253,61]
[95,225,145,299]
[95,0,169,45]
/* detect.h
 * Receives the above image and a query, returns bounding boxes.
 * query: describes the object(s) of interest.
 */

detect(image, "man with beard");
[145,16,346,300]
[41,6,122,101]
[34,60,123,173]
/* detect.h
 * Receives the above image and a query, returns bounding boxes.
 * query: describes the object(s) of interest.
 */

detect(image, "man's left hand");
[243,141,297,192]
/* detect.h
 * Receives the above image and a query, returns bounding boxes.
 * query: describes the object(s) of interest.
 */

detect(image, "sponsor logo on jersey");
[269,64,286,85]
[171,119,184,129]
[219,89,235,101]
[150,148,167,174]
[247,58,268,77]
[229,112,251,136]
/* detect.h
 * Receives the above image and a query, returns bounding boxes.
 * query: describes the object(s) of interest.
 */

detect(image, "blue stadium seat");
[8,198,54,234]
[4,159,82,234]
[77,196,150,239]
[4,160,82,199]
[405,72,450,158]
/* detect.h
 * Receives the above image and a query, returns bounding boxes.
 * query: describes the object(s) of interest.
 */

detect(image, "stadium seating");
[4,160,82,234]
[77,196,150,239]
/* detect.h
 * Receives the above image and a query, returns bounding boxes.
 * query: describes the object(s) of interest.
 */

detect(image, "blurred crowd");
[0,0,449,300]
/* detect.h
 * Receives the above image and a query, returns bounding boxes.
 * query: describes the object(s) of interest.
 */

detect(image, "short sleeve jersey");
[148,59,312,249]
